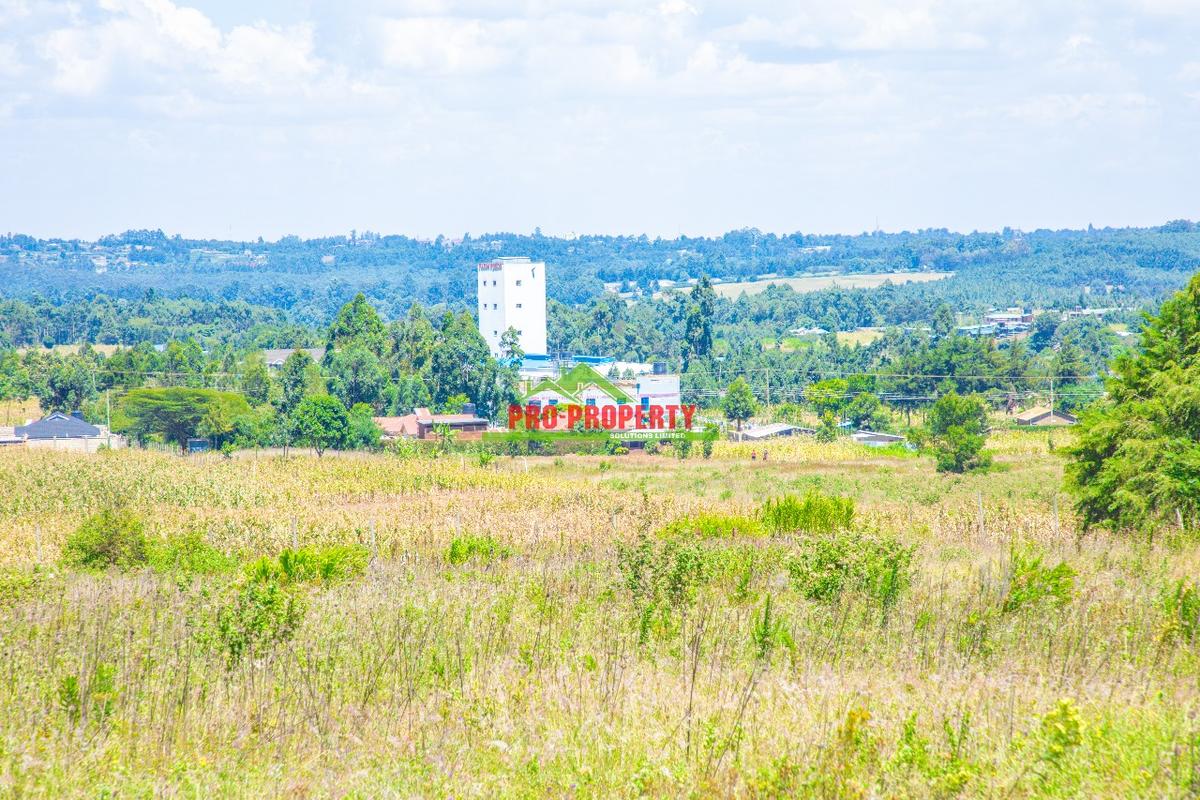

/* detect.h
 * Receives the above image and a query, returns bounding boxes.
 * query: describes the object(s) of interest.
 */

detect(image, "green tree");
[43,358,96,413]
[345,403,382,450]
[932,303,956,339]
[926,391,990,473]
[1066,274,1200,532]
[499,326,524,362]
[722,377,758,432]
[804,378,850,418]
[327,345,386,410]
[327,293,386,354]
[240,352,272,406]
[844,392,888,430]
[277,350,322,415]
[121,388,250,452]
[292,395,349,457]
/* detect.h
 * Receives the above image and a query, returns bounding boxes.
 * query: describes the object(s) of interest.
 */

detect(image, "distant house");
[851,430,906,447]
[524,363,635,411]
[739,423,814,441]
[375,405,489,441]
[1014,407,1077,426]
[12,411,125,452]
[262,348,326,370]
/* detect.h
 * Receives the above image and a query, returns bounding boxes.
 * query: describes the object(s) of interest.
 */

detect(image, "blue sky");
[1,0,1198,240]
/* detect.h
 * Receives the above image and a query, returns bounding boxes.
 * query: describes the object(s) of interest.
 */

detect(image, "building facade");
[477,257,547,358]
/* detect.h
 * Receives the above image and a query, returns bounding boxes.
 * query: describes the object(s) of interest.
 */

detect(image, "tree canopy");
[121,388,250,451]
[1066,274,1200,532]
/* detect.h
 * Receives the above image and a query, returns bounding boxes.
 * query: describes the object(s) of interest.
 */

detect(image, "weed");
[659,513,765,540]
[1161,579,1200,643]
[214,577,306,668]
[786,529,913,611]
[1002,548,1075,614]
[248,544,369,586]
[61,509,148,570]
[760,492,855,535]
[148,531,238,576]
[447,534,512,566]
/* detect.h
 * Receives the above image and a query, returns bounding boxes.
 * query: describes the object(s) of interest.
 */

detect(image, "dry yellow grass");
[0,438,1197,797]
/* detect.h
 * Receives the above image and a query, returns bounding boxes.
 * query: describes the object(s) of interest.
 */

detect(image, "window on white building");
[515,280,522,286]
[515,303,522,308]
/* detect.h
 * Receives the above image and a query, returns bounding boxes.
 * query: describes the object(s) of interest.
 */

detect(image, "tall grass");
[0,442,1195,796]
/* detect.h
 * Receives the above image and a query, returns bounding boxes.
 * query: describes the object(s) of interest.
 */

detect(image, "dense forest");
[1,221,1196,344]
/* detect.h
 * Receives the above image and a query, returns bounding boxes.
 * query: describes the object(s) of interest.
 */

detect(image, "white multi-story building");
[477,257,547,358]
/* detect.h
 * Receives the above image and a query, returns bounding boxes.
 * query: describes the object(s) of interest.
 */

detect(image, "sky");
[1,0,1199,241]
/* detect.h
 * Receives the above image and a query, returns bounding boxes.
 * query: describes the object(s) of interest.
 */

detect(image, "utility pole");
[765,368,770,408]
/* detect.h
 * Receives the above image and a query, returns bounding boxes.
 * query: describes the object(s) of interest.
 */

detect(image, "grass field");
[0,432,1198,797]
[714,271,953,299]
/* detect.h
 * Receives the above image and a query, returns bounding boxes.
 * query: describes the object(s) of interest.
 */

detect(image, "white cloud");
[376,16,516,74]
[3,0,1199,238]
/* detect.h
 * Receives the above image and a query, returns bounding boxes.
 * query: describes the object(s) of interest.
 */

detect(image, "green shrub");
[1161,579,1200,643]
[0,569,43,609]
[148,532,239,576]
[659,513,765,539]
[787,529,913,612]
[215,577,306,668]
[761,492,855,535]
[62,509,148,570]
[1002,549,1075,614]
[247,544,369,586]
[617,533,714,612]
[446,534,511,566]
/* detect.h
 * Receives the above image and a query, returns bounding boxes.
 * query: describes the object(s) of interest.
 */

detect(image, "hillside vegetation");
[1,433,1198,797]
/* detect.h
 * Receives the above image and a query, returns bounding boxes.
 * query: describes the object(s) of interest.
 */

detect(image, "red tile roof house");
[374,406,490,441]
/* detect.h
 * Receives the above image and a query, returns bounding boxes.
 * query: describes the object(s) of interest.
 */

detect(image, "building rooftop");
[15,412,102,440]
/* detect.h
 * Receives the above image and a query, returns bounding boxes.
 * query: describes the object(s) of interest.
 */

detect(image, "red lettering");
[600,406,617,429]
[525,406,540,430]
[667,405,678,428]
[584,405,600,429]
[681,405,697,429]
[567,405,583,429]
[508,404,523,429]
[617,404,634,429]
[649,405,664,429]
[541,405,559,430]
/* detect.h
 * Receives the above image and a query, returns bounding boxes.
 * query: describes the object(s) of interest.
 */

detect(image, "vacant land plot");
[714,271,953,298]
[0,433,1197,797]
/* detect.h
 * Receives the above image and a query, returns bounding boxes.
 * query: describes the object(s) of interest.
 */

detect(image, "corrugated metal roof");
[15,412,101,440]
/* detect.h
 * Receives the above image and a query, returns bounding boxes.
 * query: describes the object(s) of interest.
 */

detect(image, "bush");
[761,492,855,535]
[247,544,369,586]
[787,529,913,612]
[1002,548,1075,614]
[926,392,990,473]
[1160,578,1200,643]
[148,532,239,576]
[617,533,714,612]
[62,509,149,570]
[446,534,511,566]
[659,513,765,539]
[215,577,306,668]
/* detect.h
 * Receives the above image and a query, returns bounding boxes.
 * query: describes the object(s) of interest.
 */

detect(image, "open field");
[0,432,1198,796]
[714,271,953,299]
